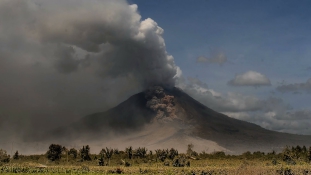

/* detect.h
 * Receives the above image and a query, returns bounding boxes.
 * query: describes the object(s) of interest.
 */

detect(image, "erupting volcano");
[51,86,311,153]
[2,0,311,155]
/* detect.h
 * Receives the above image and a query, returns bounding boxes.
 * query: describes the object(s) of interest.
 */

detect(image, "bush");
[0,149,10,164]
[155,149,168,162]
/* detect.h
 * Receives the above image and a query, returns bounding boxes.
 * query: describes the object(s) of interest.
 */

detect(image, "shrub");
[0,149,10,164]
[155,149,168,162]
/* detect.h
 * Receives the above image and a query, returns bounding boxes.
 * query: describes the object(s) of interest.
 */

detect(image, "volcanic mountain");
[53,86,311,153]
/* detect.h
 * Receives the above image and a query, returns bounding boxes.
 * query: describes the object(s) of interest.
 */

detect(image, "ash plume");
[0,0,179,88]
[0,0,180,146]
[145,86,176,121]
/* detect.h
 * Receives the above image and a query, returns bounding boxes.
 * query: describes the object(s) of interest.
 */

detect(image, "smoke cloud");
[0,0,179,145]
[145,86,176,121]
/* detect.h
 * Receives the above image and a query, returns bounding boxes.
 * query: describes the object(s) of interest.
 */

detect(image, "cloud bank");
[228,71,271,87]
[177,76,311,135]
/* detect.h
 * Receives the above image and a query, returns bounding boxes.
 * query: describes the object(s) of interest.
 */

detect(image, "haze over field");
[1,0,311,153]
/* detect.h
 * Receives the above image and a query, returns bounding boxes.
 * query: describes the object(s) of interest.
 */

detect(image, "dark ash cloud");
[0,0,180,145]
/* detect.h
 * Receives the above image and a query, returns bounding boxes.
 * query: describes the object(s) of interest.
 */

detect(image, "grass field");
[1,157,311,174]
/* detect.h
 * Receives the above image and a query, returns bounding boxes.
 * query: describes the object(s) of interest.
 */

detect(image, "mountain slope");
[165,87,311,152]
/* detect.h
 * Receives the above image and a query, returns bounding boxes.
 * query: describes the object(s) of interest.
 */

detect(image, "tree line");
[1,144,311,167]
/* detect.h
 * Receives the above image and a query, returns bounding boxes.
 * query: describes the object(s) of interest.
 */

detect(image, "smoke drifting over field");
[0,0,179,144]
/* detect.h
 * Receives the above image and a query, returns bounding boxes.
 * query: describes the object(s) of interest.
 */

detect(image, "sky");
[129,0,311,134]
[1,0,311,145]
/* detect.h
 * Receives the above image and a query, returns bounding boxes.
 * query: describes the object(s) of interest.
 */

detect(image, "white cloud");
[228,71,271,87]
[177,77,263,112]
[196,52,227,65]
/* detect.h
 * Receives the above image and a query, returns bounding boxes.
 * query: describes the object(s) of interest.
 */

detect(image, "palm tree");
[80,145,91,161]
[169,148,178,160]
[134,147,148,159]
[125,146,133,159]
[100,147,113,166]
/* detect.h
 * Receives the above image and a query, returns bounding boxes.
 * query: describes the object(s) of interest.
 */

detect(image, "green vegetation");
[1,144,311,174]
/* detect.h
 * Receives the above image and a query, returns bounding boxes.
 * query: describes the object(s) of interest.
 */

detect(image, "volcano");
[53,86,311,153]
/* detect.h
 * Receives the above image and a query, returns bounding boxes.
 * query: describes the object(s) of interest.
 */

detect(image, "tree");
[114,149,120,155]
[13,151,19,160]
[80,145,91,161]
[308,146,311,162]
[47,144,63,161]
[100,147,113,166]
[69,148,78,159]
[187,144,194,156]
[62,146,69,162]
[125,146,133,159]
[302,146,307,153]
[168,148,178,160]
[134,147,148,159]
[149,150,153,159]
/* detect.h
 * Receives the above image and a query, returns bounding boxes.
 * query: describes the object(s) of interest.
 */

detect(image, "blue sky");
[128,0,311,133]
[130,0,311,95]
[130,0,311,85]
